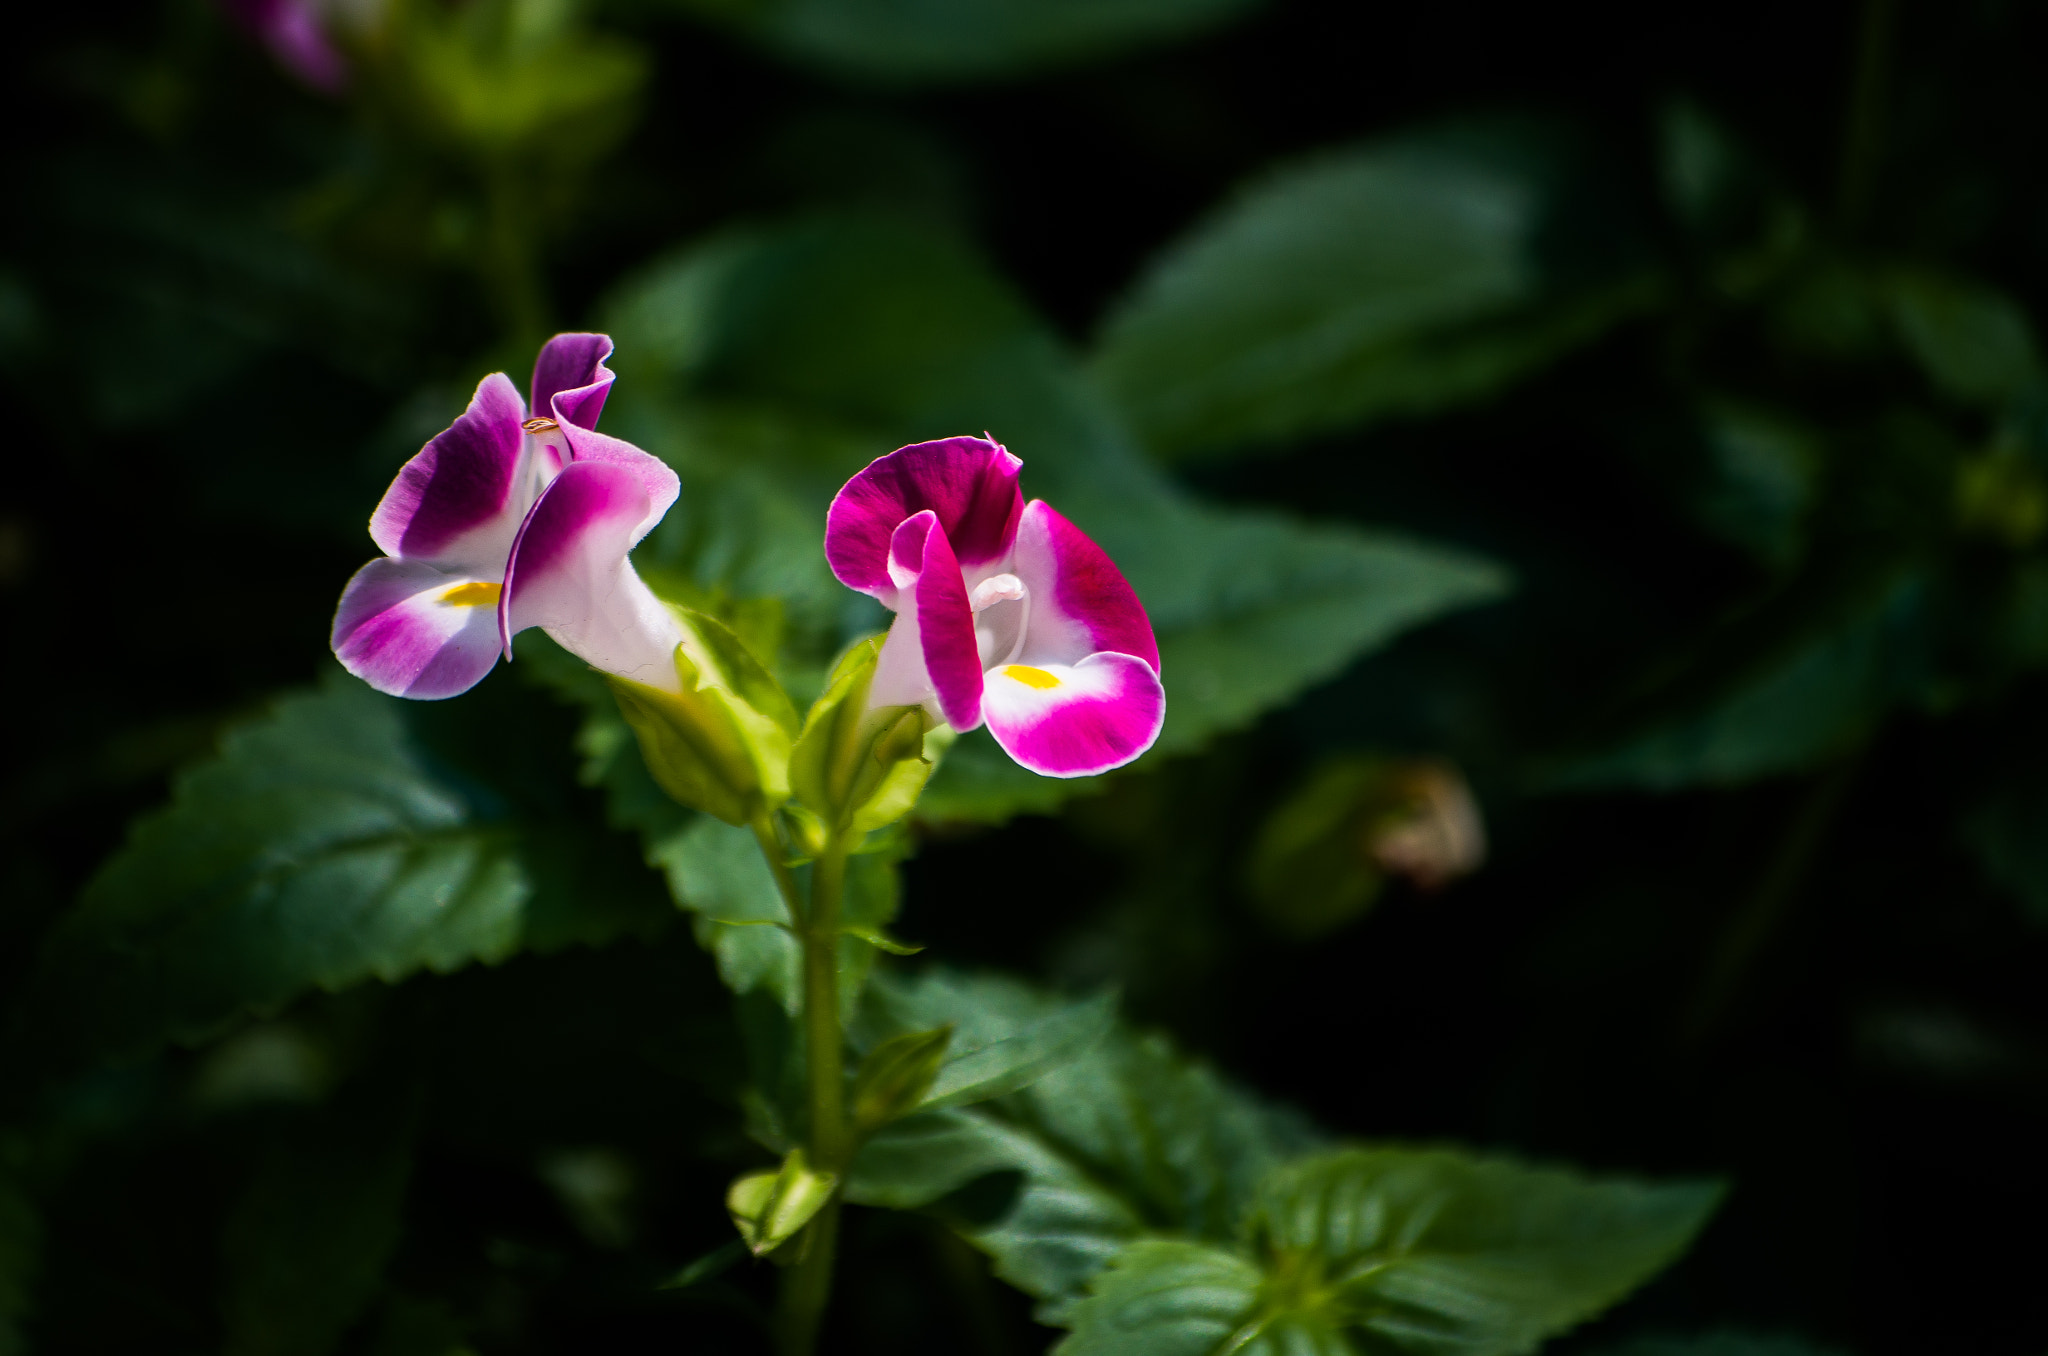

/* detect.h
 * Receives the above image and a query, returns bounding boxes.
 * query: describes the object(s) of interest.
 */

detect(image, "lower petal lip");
[331,557,504,700]
[981,651,1164,777]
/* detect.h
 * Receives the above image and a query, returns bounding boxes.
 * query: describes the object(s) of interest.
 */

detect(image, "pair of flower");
[334,335,1164,777]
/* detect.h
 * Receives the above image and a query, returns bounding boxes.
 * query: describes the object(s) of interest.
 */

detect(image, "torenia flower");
[333,333,684,699]
[826,436,1164,777]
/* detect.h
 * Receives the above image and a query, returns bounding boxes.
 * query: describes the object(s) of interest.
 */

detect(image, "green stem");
[753,816,853,1356]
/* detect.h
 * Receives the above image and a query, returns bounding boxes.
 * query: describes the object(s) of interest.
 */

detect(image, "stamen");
[440,581,503,607]
[969,574,1025,611]
[1002,665,1060,690]
[522,417,560,433]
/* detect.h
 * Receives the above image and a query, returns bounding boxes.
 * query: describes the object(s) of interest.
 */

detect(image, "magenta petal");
[983,653,1165,777]
[331,557,502,700]
[868,512,984,730]
[370,372,529,567]
[532,332,616,431]
[555,422,680,542]
[1010,500,1160,672]
[499,461,685,689]
[825,436,1025,596]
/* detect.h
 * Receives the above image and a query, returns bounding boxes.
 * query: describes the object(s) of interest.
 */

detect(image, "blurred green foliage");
[7,0,2048,1352]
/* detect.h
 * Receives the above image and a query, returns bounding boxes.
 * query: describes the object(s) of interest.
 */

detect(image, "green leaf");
[1243,757,1395,938]
[791,636,937,833]
[1962,764,2048,925]
[727,1148,838,1256]
[1883,268,2041,407]
[1092,120,1658,459]
[1249,1148,1723,1355]
[1132,508,1508,756]
[846,970,1322,1319]
[1057,1148,1722,1356]
[1545,572,1932,790]
[602,215,1508,822]
[1687,402,1823,569]
[915,728,1110,823]
[1582,1335,1848,1356]
[851,1026,955,1134]
[909,989,1116,1112]
[10,672,669,1077]
[608,609,797,825]
[398,0,647,158]
[220,1091,415,1356]
[1054,1240,1267,1356]
[669,0,1264,84]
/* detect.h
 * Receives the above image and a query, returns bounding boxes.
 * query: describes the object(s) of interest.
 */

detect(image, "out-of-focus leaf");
[847,970,1321,1321]
[49,157,407,428]
[1962,768,2048,925]
[1658,100,1765,243]
[602,216,1507,822]
[1092,121,1657,459]
[396,0,647,159]
[220,1090,415,1356]
[1689,403,1824,568]
[1883,269,2041,408]
[913,728,1106,823]
[858,979,1118,1112]
[1053,1240,1265,1356]
[851,1026,954,1133]
[0,1168,37,1356]
[360,1294,472,1356]
[1546,572,1931,790]
[1057,1149,1722,1356]
[9,672,669,1078]
[1583,1335,1849,1356]
[1243,757,1394,937]
[670,0,1263,84]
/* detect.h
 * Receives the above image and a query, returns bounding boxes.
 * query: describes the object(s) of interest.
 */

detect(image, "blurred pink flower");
[219,0,350,93]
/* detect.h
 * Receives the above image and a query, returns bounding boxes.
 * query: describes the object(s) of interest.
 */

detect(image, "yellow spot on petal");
[1002,664,1060,690]
[440,581,502,607]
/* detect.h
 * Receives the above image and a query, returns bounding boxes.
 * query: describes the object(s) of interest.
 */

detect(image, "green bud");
[610,609,799,825]
[850,1026,954,1137]
[726,1148,838,1257]
[790,637,940,834]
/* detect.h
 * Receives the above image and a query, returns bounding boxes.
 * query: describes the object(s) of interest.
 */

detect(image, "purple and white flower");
[825,436,1164,778]
[332,333,684,699]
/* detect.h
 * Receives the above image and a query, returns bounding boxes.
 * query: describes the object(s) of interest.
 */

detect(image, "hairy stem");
[756,817,852,1356]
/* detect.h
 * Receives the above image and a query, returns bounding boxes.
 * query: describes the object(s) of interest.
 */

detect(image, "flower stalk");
[749,813,853,1356]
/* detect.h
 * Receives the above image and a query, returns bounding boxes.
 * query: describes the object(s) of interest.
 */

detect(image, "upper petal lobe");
[532,332,616,431]
[555,421,681,539]
[1010,500,1160,671]
[826,436,1024,597]
[369,372,531,569]
[499,460,685,691]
